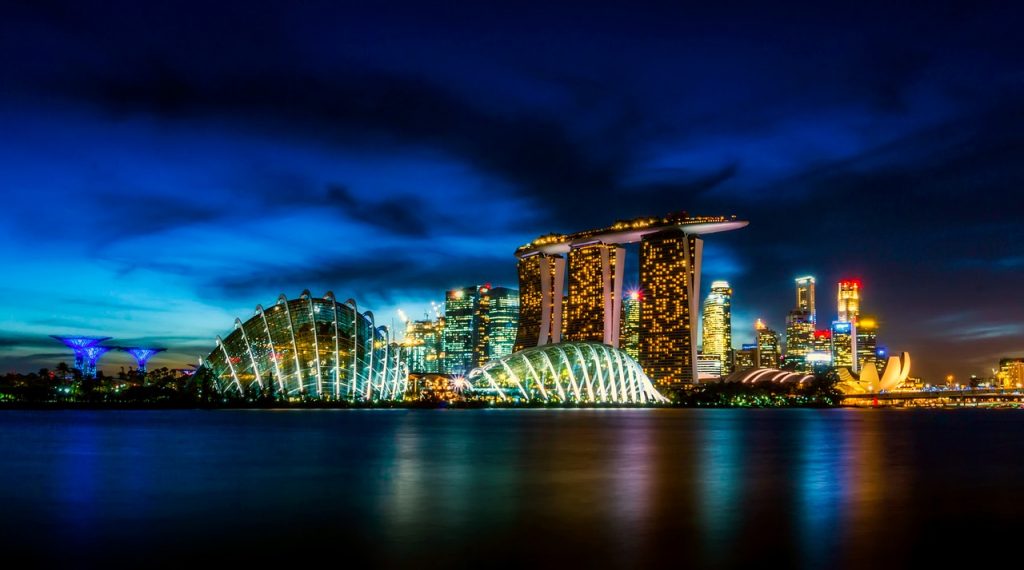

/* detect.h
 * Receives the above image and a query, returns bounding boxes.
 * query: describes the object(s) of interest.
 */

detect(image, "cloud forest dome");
[468,342,667,404]
[203,290,407,401]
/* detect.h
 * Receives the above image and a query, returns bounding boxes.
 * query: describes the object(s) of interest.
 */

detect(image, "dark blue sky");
[2,1,1021,381]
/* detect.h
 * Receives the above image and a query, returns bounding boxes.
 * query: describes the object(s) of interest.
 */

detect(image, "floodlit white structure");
[203,290,408,401]
[836,352,912,394]
[725,368,816,384]
[468,342,667,403]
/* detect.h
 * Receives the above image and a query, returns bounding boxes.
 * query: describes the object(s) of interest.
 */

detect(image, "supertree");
[50,336,112,373]
[119,347,167,373]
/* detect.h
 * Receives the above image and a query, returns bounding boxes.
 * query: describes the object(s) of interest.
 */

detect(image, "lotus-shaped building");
[468,342,667,403]
[836,352,912,394]
[203,291,407,401]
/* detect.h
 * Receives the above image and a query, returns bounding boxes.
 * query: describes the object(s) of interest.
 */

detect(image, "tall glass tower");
[701,280,732,374]
[837,279,861,324]
[795,276,816,323]
[487,287,520,361]
[619,290,642,360]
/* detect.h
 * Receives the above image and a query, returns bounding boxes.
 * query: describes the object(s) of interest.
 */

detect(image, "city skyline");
[2,2,1022,382]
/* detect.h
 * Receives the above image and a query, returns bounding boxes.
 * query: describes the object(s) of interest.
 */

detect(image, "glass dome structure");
[203,290,407,401]
[468,342,667,404]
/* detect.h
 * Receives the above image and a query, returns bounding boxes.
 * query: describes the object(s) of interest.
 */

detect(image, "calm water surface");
[1,409,1021,568]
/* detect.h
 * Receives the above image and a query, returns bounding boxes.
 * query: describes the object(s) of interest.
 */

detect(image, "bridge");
[844,388,1024,407]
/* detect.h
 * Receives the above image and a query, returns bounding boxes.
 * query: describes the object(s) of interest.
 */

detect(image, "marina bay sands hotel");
[514,212,747,385]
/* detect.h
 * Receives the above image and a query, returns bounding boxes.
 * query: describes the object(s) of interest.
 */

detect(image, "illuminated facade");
[855,316,879,372]
[998,358,1024,388]
[619,290,641,360]
[813,329,832,353]
[514,213,748,386]
[697,354,722,381]
[701,280,733,375]
[203,291,407,401]
[837,279,861,324]
[755,319,781,369]
[403,317,444,374]
[468,342,667,404]
[795,276,816,323]
[734,344,758,371]
[487,287,520,361]
[119,347,166,373]
[784,310,814,371]
[831,320,857,370]
[564,243,625,345]
[640,230,702,385]
[514,253,565,351]
[444,285,489,374]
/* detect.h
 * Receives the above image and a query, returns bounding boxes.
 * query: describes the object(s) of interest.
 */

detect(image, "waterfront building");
[837,279,861,324]
[468,342,667,404]
[795,276,816,323]
[696,353,723,381]
[619,290,641,360]
[831,320,857,370]
[403,317,444,374]
[784,309,814,371]
[755,319,781,369]
[701,280,733,374]
[444,285,504,374]
[202,290,407,401]
[514,251,566,351]
[514,213,747,386]
[998,358,1024,388]
[856,316,879,373]
[734,344,758,371]
[564,243,625,344]
[487,287,520,361]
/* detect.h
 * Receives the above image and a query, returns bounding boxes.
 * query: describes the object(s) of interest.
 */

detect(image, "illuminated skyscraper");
[831,320,857,370]
[755,319,781,369]
[404,317,444,374]
[795,276,816,323]
[701,280,733,374]
[514,252,565,351]
[784,310,815,371]
[564,243,625,344]
[855,316,878,372]
[837,279,861,324]
[487,287,519,361]
[639,230,702,385]
[735,344,758,371]
[619,290,642,360]
[444,286,487,374]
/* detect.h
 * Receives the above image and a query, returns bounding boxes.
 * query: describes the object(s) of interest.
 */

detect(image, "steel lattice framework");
[203,290,407,401]
[468,341,667,404]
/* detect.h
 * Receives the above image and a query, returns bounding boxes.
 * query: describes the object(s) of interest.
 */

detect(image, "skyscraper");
[487,287,519,361]
[701,280,732,374]
[514,252,565,351]
[755,319,781,369]
[444,286,484,374]
[784,309,815,371]
[564,243,625,344]
[620,290,641,360]
[855,316,878,373]
[795,276,816,323]
[404,317,444,374]
[639,230,703,385]
[837,279,861,324]
[831,320,857,370]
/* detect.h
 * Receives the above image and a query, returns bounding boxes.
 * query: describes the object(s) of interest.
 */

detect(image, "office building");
[701,280,733,374]
[831,320,857,370]
[795,276,816,323]
[755,319,781,369]
[838,279,861,324]
[620,290,641,360]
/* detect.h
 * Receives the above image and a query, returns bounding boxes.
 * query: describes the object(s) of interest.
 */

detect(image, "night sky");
[2,1,1021,381]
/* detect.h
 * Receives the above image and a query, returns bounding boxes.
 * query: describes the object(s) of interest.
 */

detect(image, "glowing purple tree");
[81,345,112,379]
[50,336,112,372]
[119,347,167,373]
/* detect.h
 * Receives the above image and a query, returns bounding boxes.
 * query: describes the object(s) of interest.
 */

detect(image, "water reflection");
[0,409,1021,567]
